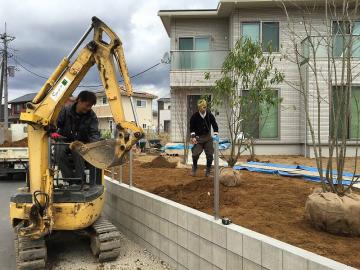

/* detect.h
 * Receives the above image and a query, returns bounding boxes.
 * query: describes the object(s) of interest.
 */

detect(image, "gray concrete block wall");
[104,177,355,270]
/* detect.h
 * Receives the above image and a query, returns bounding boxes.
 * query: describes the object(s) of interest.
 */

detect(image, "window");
[142,123,147,129]
[332,86,360,139]
[102,96,107,104]
[14,104,22,114]
[333,20,360,57]
[136,100,146,108]
[242,90,279,139]
[179,37,210,69]
[242,22,280,52]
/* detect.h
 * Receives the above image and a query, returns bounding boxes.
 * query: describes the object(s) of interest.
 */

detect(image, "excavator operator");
[52,90,100,183]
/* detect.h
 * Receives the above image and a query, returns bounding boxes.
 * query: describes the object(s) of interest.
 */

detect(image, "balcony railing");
[300,35,360,63]
[170,50,229,71]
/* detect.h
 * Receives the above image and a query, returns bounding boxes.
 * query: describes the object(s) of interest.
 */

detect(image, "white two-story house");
[158,0,360,157]
[92,87,157,134]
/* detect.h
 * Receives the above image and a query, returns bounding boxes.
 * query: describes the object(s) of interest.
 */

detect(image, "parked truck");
[0,147,28,178]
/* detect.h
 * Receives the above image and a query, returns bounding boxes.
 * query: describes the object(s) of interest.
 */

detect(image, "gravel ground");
[47,231,172,270]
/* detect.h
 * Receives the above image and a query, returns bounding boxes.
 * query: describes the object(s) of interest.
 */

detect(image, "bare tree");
[281,0,360,195]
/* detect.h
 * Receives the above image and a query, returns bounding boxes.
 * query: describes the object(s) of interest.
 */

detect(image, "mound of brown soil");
[0,137,28,147]
[141,156,177,168]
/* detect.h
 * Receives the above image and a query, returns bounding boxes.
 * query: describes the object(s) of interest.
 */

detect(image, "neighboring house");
[9,93,75,124]
[157,97,171,133]
[158,0,360,157]
[92,87,157,134]
[152,110,158,132]
[8,93,37,124]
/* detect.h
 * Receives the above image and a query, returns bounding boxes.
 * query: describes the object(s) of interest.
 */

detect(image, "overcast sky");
[0,0,219,102]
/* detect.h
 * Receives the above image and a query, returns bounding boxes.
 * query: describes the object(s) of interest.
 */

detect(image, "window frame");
[241,21,280,53]
[241,89,281,140]
[332,20,360,58]
[136,99,146,108]
[178,36,212,51]
[331,85,360,140]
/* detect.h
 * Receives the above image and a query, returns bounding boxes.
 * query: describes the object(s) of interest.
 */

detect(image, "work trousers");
[191,134,214,168]
[56,144,85,182]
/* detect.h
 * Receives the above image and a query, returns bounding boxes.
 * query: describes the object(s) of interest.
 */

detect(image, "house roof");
[158,97,170,102]
[158,0,329,36]
[9,93,37,104]
[95,87,158,100]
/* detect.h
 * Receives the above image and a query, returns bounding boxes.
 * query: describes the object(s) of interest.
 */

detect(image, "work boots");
[191,165,197,176]
[205,167,212,177]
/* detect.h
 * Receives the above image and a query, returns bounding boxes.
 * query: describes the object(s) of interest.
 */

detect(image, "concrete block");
[150,213,160,233]
[283,251,307,270]
[200,238,212,262]
[178,246,188,267]
[212,222,227,248]
[160,201,169,220]
[151,230,160,249]
[144,226,152,243]
[159,218,169,238]
[212,244,227,270]
[152,199,162,216]
[144,196,153,212]
[169,240,178,260]
[187,212,200,235]
[262,242,283,270]
[177,264,188,270]
[168,204,178,224]
[243,258,262,270]
[227,227,243,256]
[187,232,200,256]
[200,258,213,270]
[227,250,242,270]
[149,244,160,258]
[178,226,188,248]
[168,223,178,242]
[160,235,170,255]
[137,223,145,239]
[308,261,333,270]
[178,208,188,229]
[243,235,262,265]
[188,251,200,270]
[199,218,212,241]
[132,191,145,208]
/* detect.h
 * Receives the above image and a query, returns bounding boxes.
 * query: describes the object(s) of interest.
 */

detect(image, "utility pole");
[0,22,15,128]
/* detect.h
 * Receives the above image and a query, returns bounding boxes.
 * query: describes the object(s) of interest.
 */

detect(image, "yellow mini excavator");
[10,17,144,269]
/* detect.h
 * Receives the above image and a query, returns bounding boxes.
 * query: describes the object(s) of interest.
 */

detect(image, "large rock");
[305,191,360,236]
[220,168,242,187]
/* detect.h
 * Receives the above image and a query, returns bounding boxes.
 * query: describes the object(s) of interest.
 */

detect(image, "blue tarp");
[163,139,231,151]
[233,162,359,186]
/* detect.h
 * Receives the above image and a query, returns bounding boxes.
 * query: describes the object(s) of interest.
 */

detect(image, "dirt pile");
[0,137,28,147]
[141,156,177,168]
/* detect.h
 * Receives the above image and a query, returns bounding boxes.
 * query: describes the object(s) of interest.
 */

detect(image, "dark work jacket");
[57,103,100,143]
[190,110,219,137]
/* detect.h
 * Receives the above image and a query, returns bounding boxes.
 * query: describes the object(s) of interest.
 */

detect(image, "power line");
[13,56,163,88]
[13,58,48,79]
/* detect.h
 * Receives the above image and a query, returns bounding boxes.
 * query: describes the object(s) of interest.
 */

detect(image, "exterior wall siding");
[166,6,360,156]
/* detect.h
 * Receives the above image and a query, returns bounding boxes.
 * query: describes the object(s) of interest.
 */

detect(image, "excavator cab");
[10,17,144,269]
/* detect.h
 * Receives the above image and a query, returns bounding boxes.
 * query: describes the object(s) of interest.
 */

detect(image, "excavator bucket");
[70,139,130,169]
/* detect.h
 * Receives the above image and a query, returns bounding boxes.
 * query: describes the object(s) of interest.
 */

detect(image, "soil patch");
[0,138,28,147]
[141,156,177,168]
[107,154,360,268]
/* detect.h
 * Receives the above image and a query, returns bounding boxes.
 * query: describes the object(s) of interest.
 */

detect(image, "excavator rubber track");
[15,234,47,270]
[90,216,121,262]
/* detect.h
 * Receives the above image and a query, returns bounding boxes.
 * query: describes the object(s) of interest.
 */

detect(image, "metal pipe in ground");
[213,140,220,220]
[129,150,133,187]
